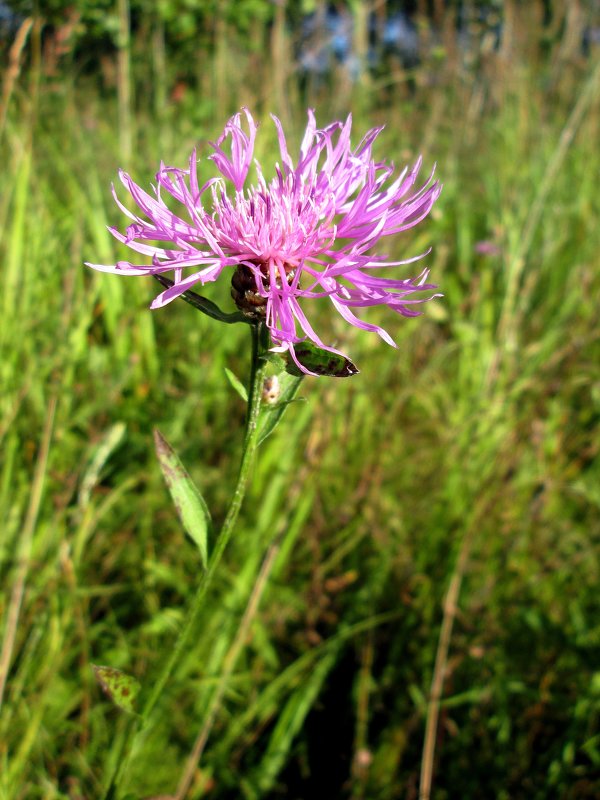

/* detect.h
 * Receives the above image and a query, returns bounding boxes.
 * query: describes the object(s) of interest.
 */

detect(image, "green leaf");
[224,367,248,402]
[286,342,359,378]
[251,648,338,794]
[78,422,126,510]
[92,665,141,715]
[153,429,212,567]
[257,373,304,445]
[261,351,287,371]
[153,274,250,325]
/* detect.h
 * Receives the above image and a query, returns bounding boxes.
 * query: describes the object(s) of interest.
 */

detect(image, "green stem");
[111,322,268,793]
[143,323,266,720]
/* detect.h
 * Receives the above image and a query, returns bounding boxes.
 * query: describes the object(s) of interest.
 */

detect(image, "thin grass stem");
[0,393,57,710]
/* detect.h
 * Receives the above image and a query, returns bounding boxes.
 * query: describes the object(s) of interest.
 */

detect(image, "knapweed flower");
[87,109,441,374]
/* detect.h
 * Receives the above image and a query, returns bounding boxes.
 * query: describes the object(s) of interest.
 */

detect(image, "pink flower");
[87,109,441,374]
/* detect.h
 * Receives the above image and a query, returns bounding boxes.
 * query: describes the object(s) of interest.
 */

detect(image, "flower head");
[87,109,441,375]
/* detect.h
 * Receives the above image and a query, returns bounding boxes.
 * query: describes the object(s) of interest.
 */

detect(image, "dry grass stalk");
[0,17,34,138]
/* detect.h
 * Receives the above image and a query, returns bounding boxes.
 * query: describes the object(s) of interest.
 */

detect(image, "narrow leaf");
[92,665,141,715]
[224,367,248,402]
[78,422,126,510]
[257,373,304,445]
[286,342,359,378]
[154,274,250,325]
[252,648,338,793]
[153,429,211,567]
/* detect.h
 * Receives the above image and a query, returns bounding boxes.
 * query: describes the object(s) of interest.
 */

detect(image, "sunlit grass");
[0,16,599,799]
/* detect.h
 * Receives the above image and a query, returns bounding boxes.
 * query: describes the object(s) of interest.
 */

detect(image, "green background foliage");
[0,1,599,798]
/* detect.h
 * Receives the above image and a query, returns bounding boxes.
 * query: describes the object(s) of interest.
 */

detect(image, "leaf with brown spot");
[286,342,359,378]
[92,665,141,715]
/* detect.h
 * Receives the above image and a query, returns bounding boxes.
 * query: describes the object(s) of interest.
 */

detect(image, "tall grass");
[0,4,599,798]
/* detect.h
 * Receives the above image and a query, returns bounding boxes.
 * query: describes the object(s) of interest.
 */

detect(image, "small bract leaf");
[154,275,250,325]
[286,342,359,378]
[224,367,248,402]
[92,665,141,714]
[262,351,287,371]
[257,373,304,445]
[153,429,212,568]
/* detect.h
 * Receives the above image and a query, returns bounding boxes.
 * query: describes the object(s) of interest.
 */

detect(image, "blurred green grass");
[1,7,600,800]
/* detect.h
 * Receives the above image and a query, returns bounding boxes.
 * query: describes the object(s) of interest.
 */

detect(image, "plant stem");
[112,322,268,793]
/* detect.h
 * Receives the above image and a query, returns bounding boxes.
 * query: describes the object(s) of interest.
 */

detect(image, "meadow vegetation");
[0,2,599,798]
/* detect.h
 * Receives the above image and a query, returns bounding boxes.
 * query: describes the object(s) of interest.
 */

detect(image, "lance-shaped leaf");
[154,274,250,325]
[224,367,248,402]
[286,342,359,378]
[92,665,141,715]
[153,429,212,567]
